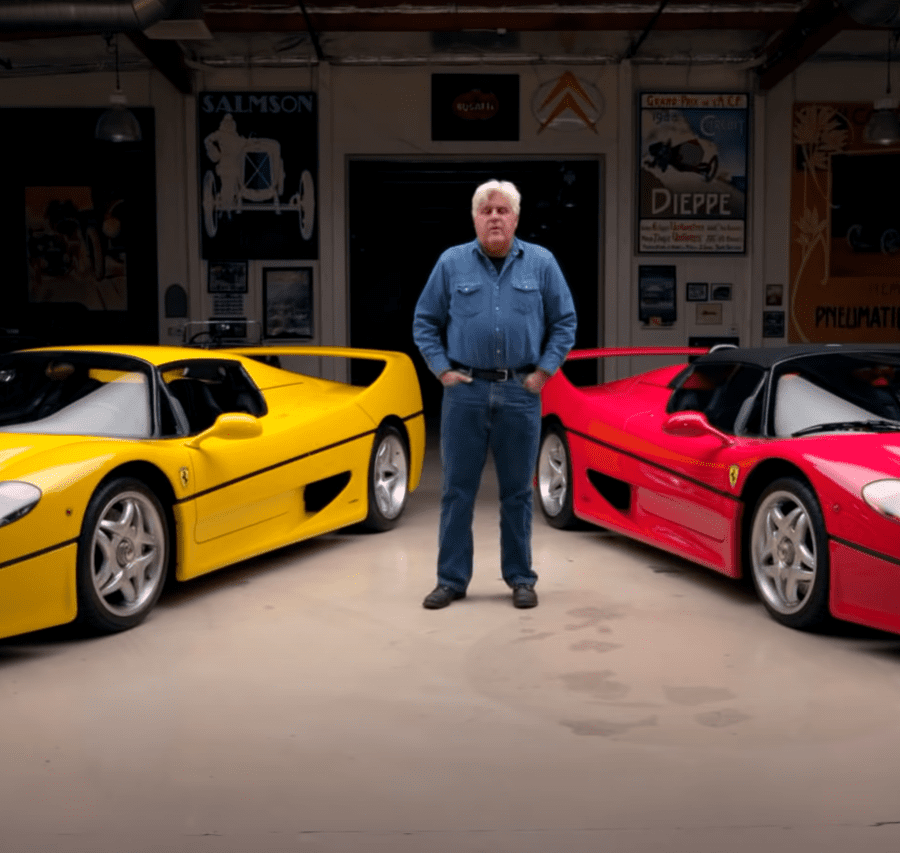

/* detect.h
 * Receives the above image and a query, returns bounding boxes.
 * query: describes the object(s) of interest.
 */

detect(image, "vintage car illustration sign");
[638,93,748,254]
[198,92,318,260]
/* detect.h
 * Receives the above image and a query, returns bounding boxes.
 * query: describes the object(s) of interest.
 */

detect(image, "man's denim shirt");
[413,238,577,378]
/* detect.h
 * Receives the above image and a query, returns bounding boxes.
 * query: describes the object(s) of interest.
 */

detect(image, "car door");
[622,362,766,572]
[161,358,296,545]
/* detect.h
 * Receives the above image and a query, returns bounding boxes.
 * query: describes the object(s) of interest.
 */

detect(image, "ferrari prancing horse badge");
[729,464,739,488]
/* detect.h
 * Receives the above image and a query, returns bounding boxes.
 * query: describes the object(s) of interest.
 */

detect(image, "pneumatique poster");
[790,102,900,343]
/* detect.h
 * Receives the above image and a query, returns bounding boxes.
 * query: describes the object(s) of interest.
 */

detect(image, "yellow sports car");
[0,345,425,640]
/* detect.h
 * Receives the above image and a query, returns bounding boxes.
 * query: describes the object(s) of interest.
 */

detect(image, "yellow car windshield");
[0,352,153,438]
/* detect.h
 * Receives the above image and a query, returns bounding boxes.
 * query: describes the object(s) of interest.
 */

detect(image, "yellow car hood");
[0,432,124,493]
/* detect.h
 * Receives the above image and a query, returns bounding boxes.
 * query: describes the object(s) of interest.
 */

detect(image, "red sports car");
[536,345,900,636]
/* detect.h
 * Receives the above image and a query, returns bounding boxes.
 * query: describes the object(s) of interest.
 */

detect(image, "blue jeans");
[437,375,542,592]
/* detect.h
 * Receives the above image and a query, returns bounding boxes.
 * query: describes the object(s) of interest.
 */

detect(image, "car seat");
[167,378,223,433]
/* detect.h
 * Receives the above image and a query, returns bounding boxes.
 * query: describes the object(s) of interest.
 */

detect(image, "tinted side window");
[669,363,765,435]
[160,359,266,435]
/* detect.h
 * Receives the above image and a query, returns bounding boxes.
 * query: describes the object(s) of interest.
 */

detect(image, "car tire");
[748,477,830,631]
[536,424,577,529]
[75,477,169,634]
[361,424,409,531]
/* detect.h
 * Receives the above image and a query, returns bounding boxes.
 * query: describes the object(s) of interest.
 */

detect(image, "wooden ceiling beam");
[756,0,853,90]
[202,9,800,34]
[125,30,193,94]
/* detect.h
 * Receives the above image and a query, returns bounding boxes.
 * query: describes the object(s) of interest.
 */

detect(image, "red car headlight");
[862,480,900,522]
[0,481,41,528]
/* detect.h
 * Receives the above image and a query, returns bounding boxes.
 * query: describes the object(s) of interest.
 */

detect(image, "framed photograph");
[765,283,783,306]
[711,283,732,301]
[264,266,313,339]
[763,310,785,338]
[208,260,247,293]
[696,303,723,324]
[686,282,708,302]
[638,264,676,326]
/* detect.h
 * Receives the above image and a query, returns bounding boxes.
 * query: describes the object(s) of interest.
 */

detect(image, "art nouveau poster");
[638,93,748,254]
[791,102,900,342]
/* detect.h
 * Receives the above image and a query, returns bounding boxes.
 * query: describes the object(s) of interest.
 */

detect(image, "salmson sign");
[198,92,317,260]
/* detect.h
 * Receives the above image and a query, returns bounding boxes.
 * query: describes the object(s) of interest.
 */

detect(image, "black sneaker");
[512,584,538,608]
[423,585,466,609]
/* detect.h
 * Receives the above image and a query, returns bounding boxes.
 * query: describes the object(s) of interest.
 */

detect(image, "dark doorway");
[349,159,601,423]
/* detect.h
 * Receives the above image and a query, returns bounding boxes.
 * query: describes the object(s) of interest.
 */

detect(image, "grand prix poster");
[638,93,748,254]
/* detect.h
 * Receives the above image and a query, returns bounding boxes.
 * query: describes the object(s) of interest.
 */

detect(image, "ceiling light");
[865,31,900,145]
[95,34,142,143]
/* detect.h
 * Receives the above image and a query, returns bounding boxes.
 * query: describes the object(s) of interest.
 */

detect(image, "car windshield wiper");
[792,419,900,437]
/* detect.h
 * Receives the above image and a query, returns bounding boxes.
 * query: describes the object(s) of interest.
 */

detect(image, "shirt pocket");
[450,281,483,318]
[511,278,541,314]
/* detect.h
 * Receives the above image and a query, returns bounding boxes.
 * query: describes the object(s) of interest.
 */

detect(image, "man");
[413,180,576,609]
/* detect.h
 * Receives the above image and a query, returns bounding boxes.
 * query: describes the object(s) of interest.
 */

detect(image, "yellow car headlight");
[862,479,900,523]
[0,482,41,528]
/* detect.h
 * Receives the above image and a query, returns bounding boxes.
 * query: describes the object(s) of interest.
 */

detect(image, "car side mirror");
[187,412,262,447]
[662,410,732,445]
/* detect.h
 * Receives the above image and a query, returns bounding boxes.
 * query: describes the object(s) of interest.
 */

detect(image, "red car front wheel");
[749,477,830,631]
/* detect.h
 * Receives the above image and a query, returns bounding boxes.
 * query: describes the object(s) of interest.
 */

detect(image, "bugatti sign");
[452,90,500,120]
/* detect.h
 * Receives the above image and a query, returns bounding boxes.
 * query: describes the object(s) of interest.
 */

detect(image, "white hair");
[471,180,521,218]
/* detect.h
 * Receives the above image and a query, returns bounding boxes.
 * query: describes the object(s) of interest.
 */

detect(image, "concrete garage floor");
[4,434,900,853]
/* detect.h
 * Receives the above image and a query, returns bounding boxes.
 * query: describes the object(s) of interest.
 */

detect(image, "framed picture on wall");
[686,282,708,301]
[638,264,677,326]
[208,260,247,293]
[696,303,723,324]
[763,310,785,338]
[25,185,128,311]
[263,266,313,339]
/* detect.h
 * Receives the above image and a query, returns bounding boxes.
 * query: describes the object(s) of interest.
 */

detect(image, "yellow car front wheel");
[76,477,169,634]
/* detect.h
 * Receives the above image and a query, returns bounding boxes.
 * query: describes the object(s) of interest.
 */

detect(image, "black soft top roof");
[694,344,900,370]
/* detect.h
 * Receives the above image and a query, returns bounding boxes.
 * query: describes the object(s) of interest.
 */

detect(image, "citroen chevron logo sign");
[532,71,604,134]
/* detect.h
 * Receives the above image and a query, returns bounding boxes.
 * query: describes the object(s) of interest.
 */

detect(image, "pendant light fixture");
[95,33,142,143]
[865,31,900,146]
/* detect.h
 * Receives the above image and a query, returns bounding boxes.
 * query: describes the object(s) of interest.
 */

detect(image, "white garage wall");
[0,57,890,371]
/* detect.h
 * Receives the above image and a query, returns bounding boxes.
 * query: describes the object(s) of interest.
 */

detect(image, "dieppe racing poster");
[638,93,748,254]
